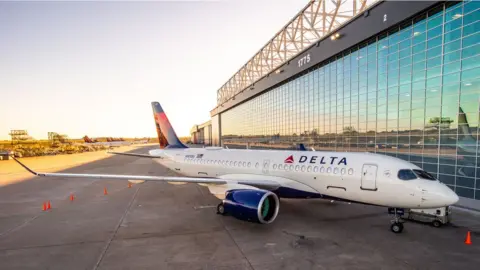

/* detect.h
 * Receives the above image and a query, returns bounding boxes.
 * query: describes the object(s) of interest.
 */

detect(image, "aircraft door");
[361,164,378,191]
[262,159,270,174]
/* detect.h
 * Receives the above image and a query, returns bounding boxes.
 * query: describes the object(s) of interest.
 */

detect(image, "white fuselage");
[148,147,458,209]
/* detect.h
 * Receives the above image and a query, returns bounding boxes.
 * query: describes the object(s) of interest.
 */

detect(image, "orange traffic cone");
[465,231,472,245]
[104,187,108,195]
[70,194,75,201]
[47,201,51,210]
[128,182,132,188]
[42,202,47,211]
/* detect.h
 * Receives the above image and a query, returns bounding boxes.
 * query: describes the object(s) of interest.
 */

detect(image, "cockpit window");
[398,169,437,181]
[398,169,417,180]
[413,169,436,180]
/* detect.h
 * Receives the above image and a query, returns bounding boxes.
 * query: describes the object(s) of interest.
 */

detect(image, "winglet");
[296,143,307,151]
[10,156,39,176]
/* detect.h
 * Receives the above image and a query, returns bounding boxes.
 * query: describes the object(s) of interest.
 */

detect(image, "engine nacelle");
[223,189,280,224]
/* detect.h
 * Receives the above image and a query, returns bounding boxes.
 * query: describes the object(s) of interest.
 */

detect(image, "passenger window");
[279,164,283,170]
[313,166,318,172]
[320,167,325,173]
[243,162,246,167]
[398,169,417,180]
[307,166,312,172]
[301,166,306,172]
[289,165,294,171]
[334,168,339,174]
[341,168,346,175]
[295,165,299,171]
[248,162,251,167]
[273,164,277,169]
[327,167,332,173]
[348,168,354,175]
[234,161,237,166]
[255,163,259,168]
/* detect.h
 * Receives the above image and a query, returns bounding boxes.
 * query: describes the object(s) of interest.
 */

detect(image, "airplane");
[12,101,459,234]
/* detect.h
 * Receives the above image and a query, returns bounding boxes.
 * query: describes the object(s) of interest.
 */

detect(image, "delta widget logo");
[284,155,294,163]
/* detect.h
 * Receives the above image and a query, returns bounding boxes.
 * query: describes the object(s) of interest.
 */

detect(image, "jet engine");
[223,189,280,224]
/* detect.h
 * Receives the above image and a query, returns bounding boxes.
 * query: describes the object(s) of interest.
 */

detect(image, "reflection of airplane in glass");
[457,107,479,156]
[456,107,479,177]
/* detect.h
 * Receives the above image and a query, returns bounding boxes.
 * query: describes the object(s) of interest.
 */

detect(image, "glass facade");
[220,1,480,200]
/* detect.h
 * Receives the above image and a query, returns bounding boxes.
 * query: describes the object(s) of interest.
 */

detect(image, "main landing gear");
[216,203,226,215]
[390,208,405,233]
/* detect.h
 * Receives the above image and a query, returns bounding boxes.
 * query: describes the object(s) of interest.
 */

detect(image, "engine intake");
[223,189,280,224]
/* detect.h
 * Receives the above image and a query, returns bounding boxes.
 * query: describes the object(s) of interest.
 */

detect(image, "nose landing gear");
[391,221,404,233]
[389,208,405,233]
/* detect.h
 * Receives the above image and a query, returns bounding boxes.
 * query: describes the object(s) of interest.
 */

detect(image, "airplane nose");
[419,182,459,207]
[432,184,459,207]
[443,186,459,206]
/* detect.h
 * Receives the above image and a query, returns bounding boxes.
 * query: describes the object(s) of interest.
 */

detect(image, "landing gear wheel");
[432,220,442,228]
[391,222,404,233]
[389,208,405,234]
[216,203,226,215]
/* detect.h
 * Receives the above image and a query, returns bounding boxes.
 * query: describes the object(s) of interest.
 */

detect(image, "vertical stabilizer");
[151,102,187,149]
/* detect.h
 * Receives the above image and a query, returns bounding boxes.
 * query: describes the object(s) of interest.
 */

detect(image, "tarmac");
[0,145,479,270]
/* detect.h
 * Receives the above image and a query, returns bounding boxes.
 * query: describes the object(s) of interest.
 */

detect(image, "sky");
[0,0,308,139]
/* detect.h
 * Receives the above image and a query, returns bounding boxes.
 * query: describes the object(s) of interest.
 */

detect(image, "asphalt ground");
[0,145,479,270]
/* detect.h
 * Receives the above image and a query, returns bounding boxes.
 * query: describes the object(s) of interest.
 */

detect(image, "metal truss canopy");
[216,0,378,105]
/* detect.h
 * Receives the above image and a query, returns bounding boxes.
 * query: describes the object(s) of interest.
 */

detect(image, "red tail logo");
[284,155,294,163]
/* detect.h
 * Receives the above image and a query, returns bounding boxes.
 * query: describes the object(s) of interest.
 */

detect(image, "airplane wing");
[107,151,162,159]
[11,157,280,188]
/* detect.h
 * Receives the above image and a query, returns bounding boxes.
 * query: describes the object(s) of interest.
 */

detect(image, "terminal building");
[195,1,480,208]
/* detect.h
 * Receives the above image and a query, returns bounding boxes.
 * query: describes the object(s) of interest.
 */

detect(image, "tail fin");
[151,102,187,149]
